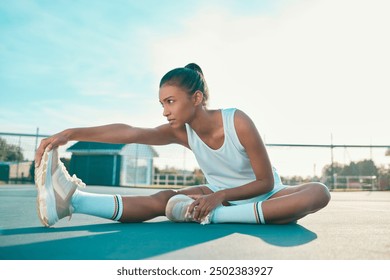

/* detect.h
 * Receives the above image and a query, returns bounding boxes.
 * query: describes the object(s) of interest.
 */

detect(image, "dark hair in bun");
[184,63,203,75]
[159,63,209,105]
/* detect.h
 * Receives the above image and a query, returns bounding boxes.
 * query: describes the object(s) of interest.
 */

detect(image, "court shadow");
[0,221,316,260]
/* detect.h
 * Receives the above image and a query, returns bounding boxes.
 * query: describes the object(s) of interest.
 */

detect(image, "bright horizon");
[1,0,389,177]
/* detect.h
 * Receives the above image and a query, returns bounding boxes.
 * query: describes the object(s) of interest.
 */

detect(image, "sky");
[1,0,389,177]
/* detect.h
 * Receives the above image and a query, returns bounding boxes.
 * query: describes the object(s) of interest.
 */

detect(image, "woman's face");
[159,84,196,128]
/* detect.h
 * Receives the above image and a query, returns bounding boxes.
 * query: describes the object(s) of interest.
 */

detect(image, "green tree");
[0,138,24,162]
[322,162,344,177]
[322,159,378,177]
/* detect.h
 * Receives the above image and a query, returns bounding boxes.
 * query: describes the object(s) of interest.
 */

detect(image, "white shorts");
[228,184,287,205]
[205,167,288,205]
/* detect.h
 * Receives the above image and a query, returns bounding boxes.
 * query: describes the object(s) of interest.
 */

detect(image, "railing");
[153,173,206,186]
[325,175,378,190]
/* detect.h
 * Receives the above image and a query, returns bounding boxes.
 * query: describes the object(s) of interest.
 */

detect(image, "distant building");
[67,142,158,187]
[0,161,32,183]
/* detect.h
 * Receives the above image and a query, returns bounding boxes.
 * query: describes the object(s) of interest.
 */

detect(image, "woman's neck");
[188,108,223,143]
[188,108,211,129]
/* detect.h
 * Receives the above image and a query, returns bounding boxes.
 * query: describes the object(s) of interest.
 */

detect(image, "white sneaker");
[35,148,85,227]
[165,194,211,225]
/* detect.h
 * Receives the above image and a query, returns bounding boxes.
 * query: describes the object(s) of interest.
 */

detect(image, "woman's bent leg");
[262,182,331,224]
[210,182,330,225]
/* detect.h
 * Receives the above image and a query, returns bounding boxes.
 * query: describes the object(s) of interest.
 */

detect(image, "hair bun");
[185,63,203,75]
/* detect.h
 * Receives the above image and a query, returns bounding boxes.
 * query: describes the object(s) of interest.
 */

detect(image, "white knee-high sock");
[211,201,266,224]
[71,190,123,221]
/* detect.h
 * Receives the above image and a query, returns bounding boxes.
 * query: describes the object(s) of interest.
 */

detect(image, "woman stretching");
[34,63,330,227]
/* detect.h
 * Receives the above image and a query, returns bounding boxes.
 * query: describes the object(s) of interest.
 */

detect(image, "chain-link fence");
[1,131,389,190]
[0,132,47,184]
[266,144,390,190]
[0,131,205,187]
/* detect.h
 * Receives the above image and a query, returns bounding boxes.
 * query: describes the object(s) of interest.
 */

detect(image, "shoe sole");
[35,149,58,227]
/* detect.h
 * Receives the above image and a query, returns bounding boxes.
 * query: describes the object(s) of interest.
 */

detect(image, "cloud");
[149,0,390,145]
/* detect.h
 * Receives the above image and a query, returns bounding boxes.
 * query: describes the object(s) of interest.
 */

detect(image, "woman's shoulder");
[221,107,248,117]
[231,109,258,134]
[218,107,254,129]
[221,107,237,113]
[220,107,249,120]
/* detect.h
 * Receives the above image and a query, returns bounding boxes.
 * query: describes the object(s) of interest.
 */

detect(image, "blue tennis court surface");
[0,184,389,260]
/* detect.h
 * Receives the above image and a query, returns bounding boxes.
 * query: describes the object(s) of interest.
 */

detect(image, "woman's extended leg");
[36,147,213,226]
[71,185,213,224]
[119,185,213,222]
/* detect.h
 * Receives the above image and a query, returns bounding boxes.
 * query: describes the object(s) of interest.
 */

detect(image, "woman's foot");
[165,194,211,225]
[35,148,85,227]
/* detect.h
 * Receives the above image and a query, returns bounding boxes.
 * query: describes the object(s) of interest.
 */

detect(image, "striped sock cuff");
[111,195,123,221]
[254,201,266,224]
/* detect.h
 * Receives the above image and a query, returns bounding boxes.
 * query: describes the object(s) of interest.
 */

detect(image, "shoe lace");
[59,161,86,188]
[184,207,194,221]
[184,205,211,225]
[200,214,211,225]
[70,174,86,188]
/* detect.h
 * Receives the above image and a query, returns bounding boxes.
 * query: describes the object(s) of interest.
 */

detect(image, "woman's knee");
[151,190,177,209]
[309,182,331,209]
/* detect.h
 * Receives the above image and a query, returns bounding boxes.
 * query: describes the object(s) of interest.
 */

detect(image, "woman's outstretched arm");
[35,123,185,167]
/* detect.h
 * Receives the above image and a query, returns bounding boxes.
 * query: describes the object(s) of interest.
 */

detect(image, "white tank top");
[185,108,284,196]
